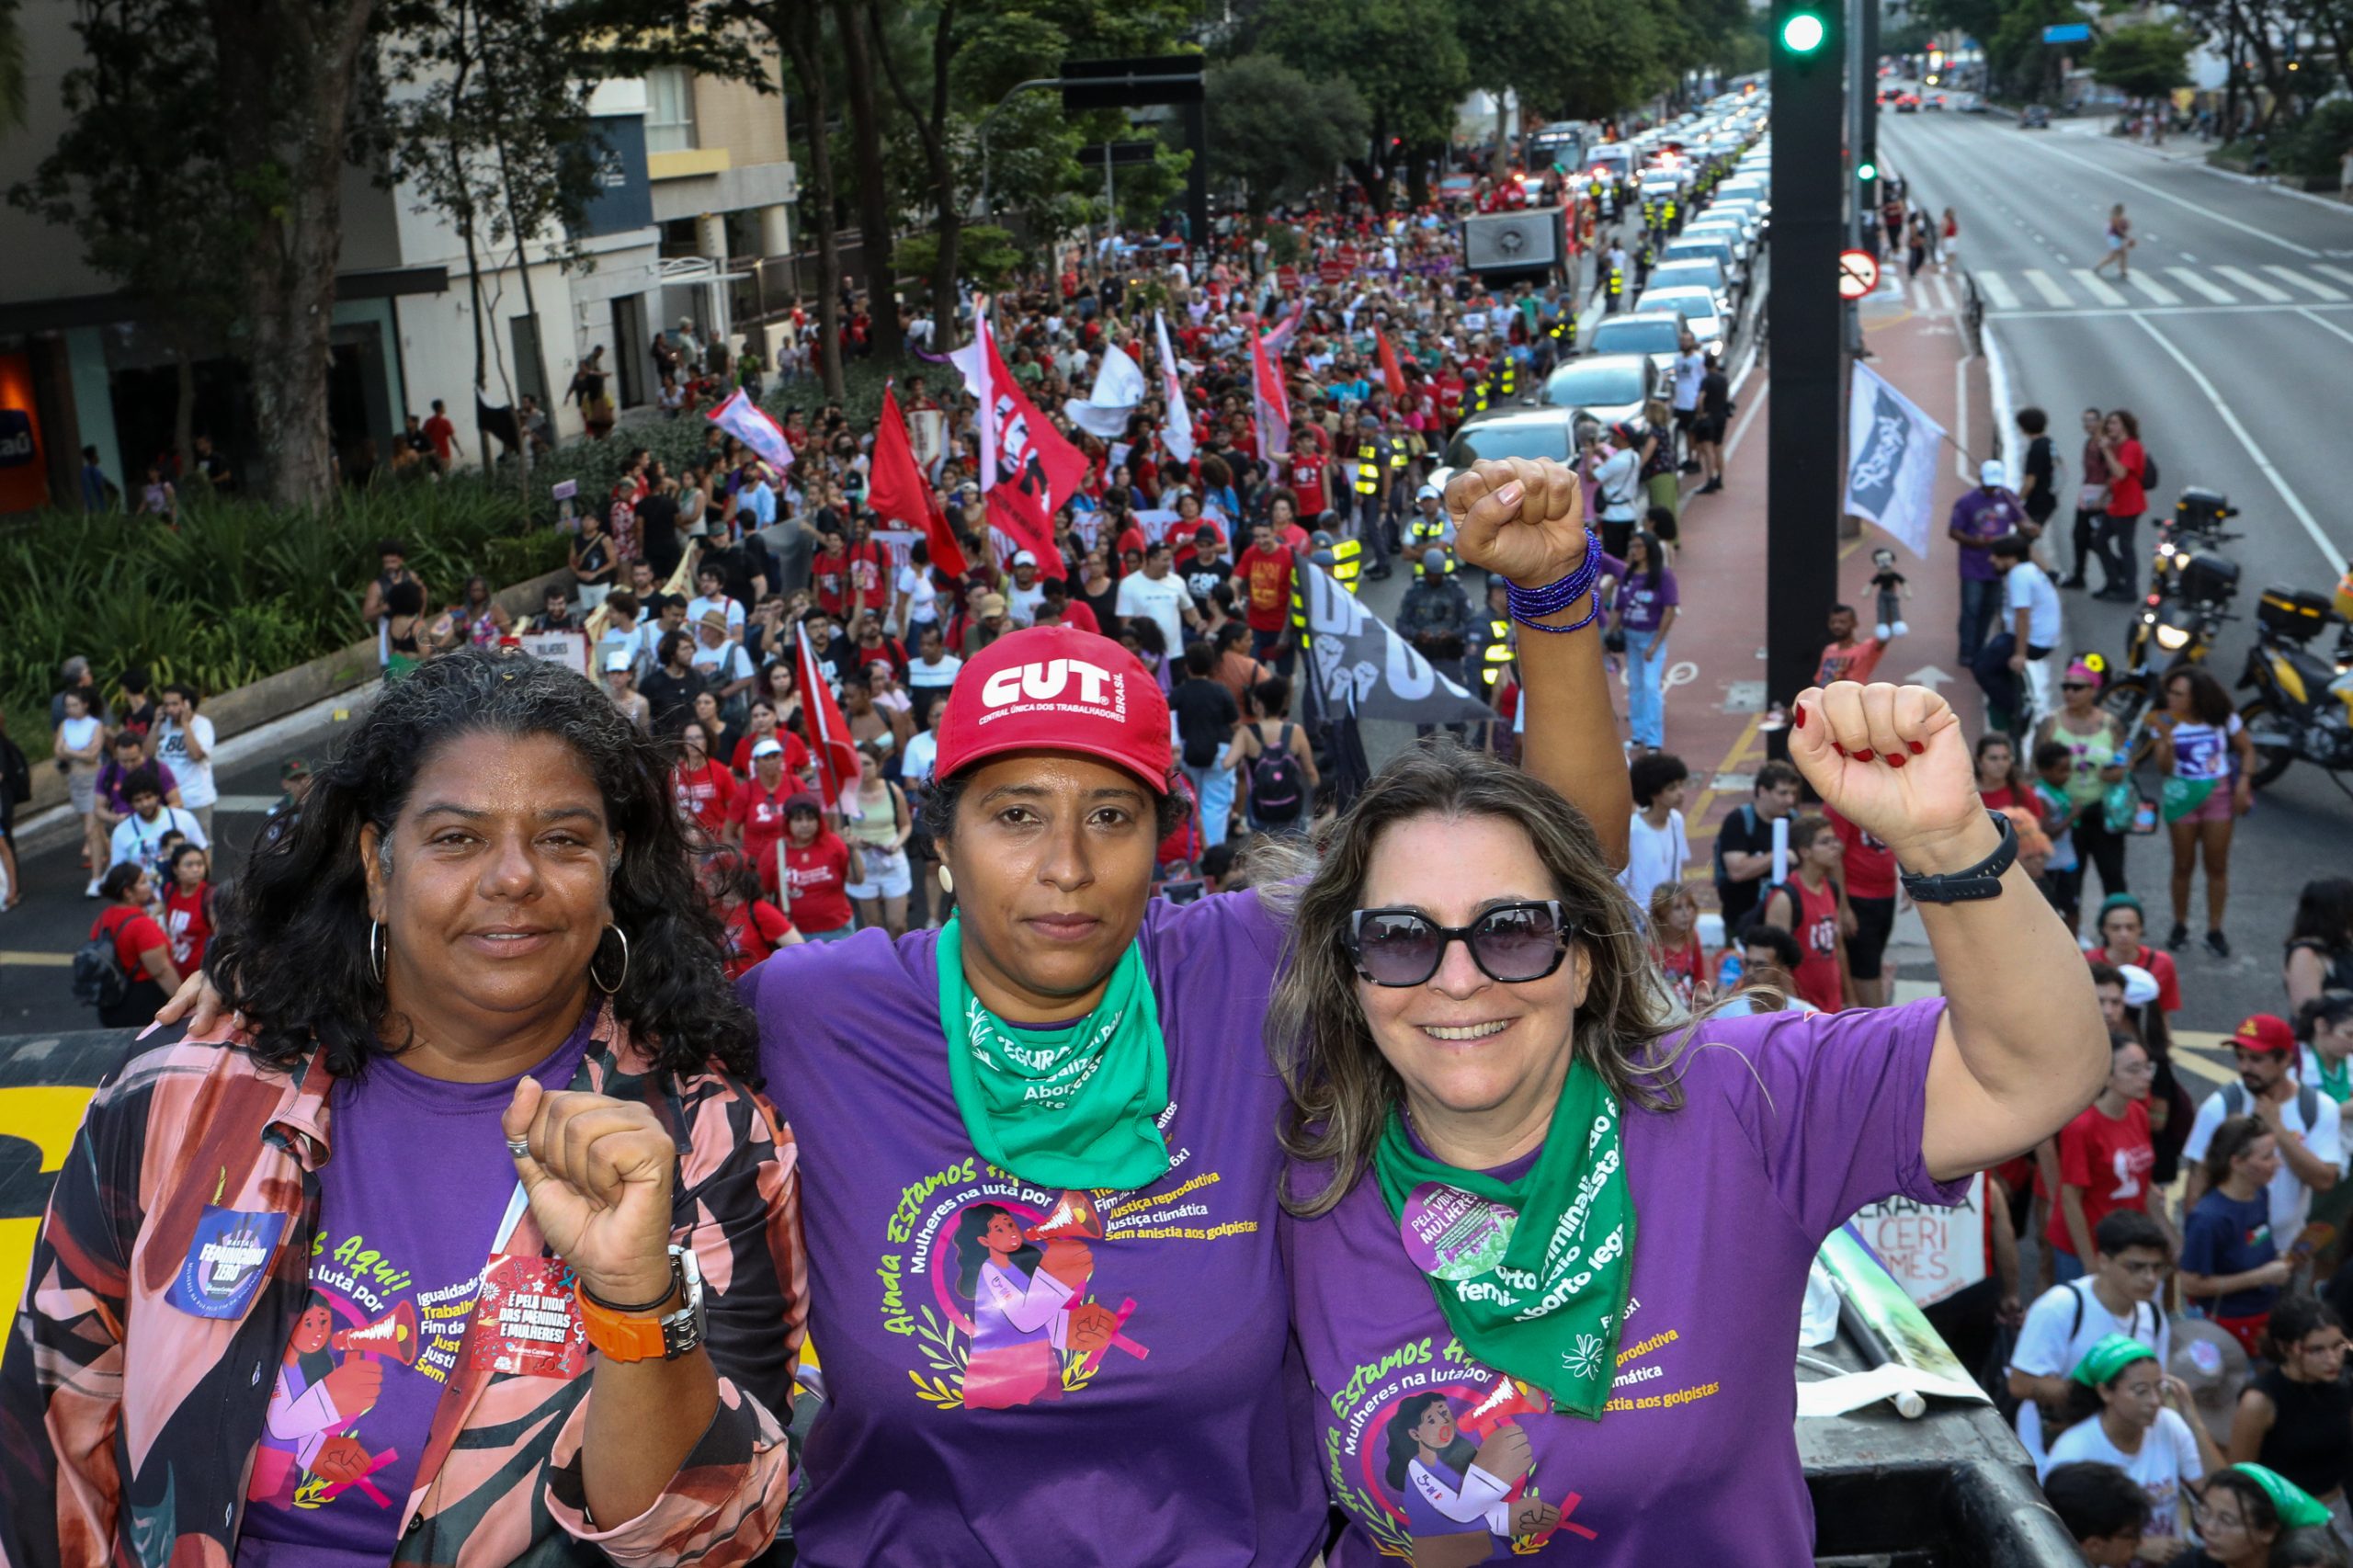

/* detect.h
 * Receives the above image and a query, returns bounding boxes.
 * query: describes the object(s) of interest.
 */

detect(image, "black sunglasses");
[1347,901,1574,988]
[2060,681,2092,691]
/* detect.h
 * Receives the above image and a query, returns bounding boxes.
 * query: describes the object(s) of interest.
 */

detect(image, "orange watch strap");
[575,1282,668,1362]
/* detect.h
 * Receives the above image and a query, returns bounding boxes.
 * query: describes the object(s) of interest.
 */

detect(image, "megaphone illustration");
[332,1301,420,1366]
[1023,1190,1106,1244]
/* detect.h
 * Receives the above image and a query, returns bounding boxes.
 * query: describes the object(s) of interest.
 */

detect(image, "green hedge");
[1,358,911,755]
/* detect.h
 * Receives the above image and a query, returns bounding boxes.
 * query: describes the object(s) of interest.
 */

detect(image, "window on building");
[645,69,697,154]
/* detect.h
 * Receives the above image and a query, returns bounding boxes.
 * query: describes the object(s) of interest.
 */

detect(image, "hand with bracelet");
[1789,678,2112,1183]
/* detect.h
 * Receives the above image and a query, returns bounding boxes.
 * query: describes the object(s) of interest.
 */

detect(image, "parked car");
[1632,286,1725,356]
[2020,103,2052,129]
[1586,312,1692,384]
[1535,353,1661,426]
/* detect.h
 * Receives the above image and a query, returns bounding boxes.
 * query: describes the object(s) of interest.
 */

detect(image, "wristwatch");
[575,1245,707,1362]
[1896,810,2018,904]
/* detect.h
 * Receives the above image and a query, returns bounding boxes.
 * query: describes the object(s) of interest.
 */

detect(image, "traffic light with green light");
[1780,10,1828,52]
[1858,159,1879,184]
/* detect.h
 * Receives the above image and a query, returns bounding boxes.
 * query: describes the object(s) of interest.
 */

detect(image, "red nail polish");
[1907,741,1926,755]
[1853,748,1874,763]
[1832,742,1847,756]
[1887,752,1908,768]
[1793,704,1807,729]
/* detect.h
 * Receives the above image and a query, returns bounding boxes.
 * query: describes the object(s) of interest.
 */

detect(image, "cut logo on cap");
[976,656,1129,726]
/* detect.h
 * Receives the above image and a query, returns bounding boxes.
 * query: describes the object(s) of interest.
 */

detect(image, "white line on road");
[2165,267,2237,302]
[1978,272,2020,310]
[2124,272,2182,304]
[2009,136,2320,258]
[1987,300,2353,321]
[2073,269,2130,307]
[2214,265,2291,301]
[2318,266,2353,290]
[2267,265,2347,301]
[2023,268,2073,306]
[2131,315,2347,574]
[2297,308,2353,352]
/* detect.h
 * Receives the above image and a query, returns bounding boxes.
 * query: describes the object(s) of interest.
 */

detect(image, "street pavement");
[1880,107,2353,1037]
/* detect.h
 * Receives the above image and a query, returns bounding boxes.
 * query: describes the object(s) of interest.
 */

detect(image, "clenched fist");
[505,1077,678,1308]
[1445,458,1591,590]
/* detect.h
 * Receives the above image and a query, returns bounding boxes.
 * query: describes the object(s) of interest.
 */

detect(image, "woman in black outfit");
[2225,1294,2353,1530]
[2287,879,2353,1012]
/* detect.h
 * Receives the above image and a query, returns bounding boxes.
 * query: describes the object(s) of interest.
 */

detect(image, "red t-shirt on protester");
[672,759,738,840]
[1814,636,1886,687]
[719,900,796,981]
[730,776,800,891]
[422,414,455,462]
[1058,599,1103,636]
[732,733,812,778]
[96,905,168,976]
[844,541,889,617]
[2086,944,2184,1014]
[1828,808,1898,901]
[1116,525,1148,561]
[1980,783,2048,824]
[1768,873,1845,1014]
[1437,373,1466,425]
[1236,545,1297,632]
[2108,439,2148,517]
[1288,456,1331,522]
[2044,1099,2155,1256]
[812,551,852,619]
[783,833,855,935]
[163,882,213,971]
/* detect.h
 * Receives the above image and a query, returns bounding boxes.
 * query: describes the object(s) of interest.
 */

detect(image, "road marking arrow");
[1903,665,1953,691]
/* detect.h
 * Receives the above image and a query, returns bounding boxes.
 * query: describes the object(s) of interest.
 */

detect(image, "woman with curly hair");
[0,651,803,1568]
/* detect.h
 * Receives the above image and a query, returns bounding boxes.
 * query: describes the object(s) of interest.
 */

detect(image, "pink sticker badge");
[465,1256,587,1377]
[1398,1182,1518,1281]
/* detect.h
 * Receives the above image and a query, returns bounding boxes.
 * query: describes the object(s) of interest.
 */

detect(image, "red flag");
[976,333,1087,580]
[796,624,860,812]
[1376,327,1409,401]
[1251,334,1290,460]
[870,386,965,578]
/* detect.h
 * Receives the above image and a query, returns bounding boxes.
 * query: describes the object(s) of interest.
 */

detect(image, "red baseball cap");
[934,626,1171,793]
[2234,1014,2296,1055]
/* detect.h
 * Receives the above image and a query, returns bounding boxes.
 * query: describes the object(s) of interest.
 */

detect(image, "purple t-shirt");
[1949,490,2025,582]
[1613,567,1679,634]
[1284,1000,1962,1566]
[747,892,1324,1567]
[235,1016,593,1568]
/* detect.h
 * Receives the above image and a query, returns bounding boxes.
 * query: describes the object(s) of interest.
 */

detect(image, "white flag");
[706,389,794,474]
[1063,343,1147,438]
[946,294,996,483]
[1154,312,1195,463]
[1844,360,1948,560]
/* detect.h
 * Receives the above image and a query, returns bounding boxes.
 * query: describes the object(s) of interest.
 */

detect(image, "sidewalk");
[1665,260,1997,995]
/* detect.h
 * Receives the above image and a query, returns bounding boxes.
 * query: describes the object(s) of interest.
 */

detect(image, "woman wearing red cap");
[739,458,1633,1566]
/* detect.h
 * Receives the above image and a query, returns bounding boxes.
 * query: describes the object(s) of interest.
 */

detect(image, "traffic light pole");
[1767,0,1847,729]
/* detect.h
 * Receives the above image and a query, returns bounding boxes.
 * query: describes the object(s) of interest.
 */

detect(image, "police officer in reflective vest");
[1351,413,1393,580]
[1603,239,1629,312]
[1663,195,1679,234]
[1634,236,1655,293]
[1404,483,1452,574]
[1384,417,1413,533]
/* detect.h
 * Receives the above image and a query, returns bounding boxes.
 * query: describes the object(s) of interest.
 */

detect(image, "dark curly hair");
[207,650,757,1084]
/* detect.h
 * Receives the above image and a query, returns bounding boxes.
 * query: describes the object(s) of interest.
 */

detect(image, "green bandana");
[2160,776,2218,824]
[2315,1053,2350,1106]
[2233,1463,2335,1530]
[2070,1333,2157,1387]
[1373,1061,1634,1421]
[936,915,1171,1190]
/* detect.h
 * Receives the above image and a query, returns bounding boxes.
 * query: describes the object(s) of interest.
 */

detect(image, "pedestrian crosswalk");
[1972,262,2353,314]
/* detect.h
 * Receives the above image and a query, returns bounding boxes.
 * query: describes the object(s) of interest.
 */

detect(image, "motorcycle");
[2239,574,2353,796]
[2100,546,2240,731]
[2146,487,2239,600]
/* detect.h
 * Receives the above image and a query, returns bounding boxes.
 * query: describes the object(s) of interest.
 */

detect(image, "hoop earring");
[938,865,953,896]
[369,920,386,985]
[590,925,630,994]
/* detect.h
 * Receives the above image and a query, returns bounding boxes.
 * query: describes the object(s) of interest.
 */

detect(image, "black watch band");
[1897,810,2018,904]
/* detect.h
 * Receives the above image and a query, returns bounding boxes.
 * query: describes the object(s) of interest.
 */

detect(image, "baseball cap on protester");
[605,650,633,673]
[933,625,1172,795]
[2233,1013,2296,1055]
[751,738,784,759]
[1979,459,2009,488]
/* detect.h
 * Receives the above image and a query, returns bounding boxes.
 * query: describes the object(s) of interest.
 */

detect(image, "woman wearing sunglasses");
[735,457,1631,1564]
[1270,677,2111,1564]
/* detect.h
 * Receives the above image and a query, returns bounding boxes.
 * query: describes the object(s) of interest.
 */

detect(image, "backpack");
[1994,1281,2160,1425]
[2222,1079,2320,1132]
[1249,723,1307,823]
[73,909,134,1012]
[2141,451,2159,490]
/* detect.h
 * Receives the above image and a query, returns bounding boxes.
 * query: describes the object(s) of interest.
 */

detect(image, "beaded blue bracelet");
[1506,528,1605,632]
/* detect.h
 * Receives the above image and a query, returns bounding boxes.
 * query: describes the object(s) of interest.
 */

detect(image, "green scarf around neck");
[1374,1060,1635,1420]
[937,915,1171,1190]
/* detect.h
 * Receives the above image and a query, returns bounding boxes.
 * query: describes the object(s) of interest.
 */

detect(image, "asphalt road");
[1882,105,2353,1029]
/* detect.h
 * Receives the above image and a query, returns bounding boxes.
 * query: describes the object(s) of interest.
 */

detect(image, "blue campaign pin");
[165,1206,289,1320]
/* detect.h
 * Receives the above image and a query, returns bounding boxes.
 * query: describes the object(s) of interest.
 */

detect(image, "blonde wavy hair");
[1267,741,1688,1218]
